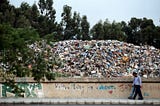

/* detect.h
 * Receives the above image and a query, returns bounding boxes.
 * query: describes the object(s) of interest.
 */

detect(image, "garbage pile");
[30,40,160,78]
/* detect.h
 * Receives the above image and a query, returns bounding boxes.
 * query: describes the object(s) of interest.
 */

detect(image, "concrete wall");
[0,78,160,99]
[43,83,160,99]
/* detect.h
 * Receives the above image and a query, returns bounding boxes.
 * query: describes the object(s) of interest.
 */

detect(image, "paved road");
[0,105,158,106]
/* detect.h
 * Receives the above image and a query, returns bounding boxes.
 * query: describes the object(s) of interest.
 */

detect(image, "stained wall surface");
[43,83,160,99]
[0,78,160,99]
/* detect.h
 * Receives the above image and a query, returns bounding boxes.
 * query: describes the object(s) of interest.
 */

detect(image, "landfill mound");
[29,40,160,78]
[51,40,160,78]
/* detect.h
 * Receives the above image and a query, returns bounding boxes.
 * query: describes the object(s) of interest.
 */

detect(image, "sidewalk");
[0,98,160,105]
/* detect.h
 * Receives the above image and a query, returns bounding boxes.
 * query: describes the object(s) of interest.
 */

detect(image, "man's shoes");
[138,98,143,100]
[128,96,132,99]
[128,96,135,100]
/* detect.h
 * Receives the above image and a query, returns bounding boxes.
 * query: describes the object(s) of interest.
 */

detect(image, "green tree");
[153,26,160,48]
[16,15,31,28]
[72,11,81,40]
[0,0,10,12]
[0,24,14,49]
[13,2,31,28]
[0,24,40,75]
[30,3,39,28]
[55,23,64,41]
[91,19,126,41]
[127,17,142,45]
[0,0,10,23]
[103,19,112,40]
[121,21,132,42]
[61,5,73,40]
[20,2,31,19]
[38,0,46,15]
[126,17,156,46]
[0,0,15,25]
[38,0,57,36]
[140,18,155,45]
[81,15,90,40]
[90,20,104,40]
[110,21,126,41]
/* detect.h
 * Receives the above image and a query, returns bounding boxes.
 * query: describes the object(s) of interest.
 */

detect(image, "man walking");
[132,71,143,100]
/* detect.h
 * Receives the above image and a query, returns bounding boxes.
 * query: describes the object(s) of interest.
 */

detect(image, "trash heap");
[28,40,160,78]
[51,40,160,78]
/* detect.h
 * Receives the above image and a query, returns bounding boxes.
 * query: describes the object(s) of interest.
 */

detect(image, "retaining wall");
[0,78,160,99]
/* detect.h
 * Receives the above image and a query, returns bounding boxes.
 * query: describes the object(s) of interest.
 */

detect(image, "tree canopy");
[0,0,159,48]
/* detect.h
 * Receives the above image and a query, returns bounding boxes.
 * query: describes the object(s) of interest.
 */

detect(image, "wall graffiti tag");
[55,83,116,91]
[2,83,43,97]
[97,85,116,94]
[118,84,131,92]
[55,83,84,90]
[97,85,116,90]
[54,83,117,94]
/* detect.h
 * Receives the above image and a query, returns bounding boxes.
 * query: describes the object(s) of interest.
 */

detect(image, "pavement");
[0,98,160,105]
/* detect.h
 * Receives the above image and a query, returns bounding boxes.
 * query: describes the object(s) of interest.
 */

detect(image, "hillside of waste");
[30,40,160,78]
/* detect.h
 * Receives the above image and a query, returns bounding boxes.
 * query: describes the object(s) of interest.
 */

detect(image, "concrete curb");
[0,98,160,105]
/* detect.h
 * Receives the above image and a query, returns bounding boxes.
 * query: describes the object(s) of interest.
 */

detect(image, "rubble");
[49,40,160,78]
[26,40,160,78]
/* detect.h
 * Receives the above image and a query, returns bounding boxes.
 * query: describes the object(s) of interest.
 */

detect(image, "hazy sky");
[9,0,160,27]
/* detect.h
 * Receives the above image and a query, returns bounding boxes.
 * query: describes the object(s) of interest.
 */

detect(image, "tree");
[61,5,73,40]
[0,0,15,25]
[20,2,31,19]
[0,25,35,79]
[0,24,59,82]
[153,26,160,48]
[140,18,155,45]
[126,17,157,46]
[0,0,10,12]
[81,15,90,40]
[38,0,46,15]
[91,19,126,41]
[16,15,31,28]
[121,21,132,42]
[140,18,155,29]
[71,11,81,40]
[38,0,57,36]
[0,24,14,49]
[127,18,142,45]
[110,21,126,41]
[103,19,112,40]
[13,2,32,28]
[30,3,39,28]
[55,23,64,41]
[90,20,104,40]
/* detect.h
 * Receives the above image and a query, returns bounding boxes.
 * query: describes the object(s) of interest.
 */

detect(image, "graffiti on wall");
[55,83,85,90]
[118,84,131,92]
[98,85,116,90]
[97,85,116,94]
[2,83,43,97]
[55,83,116,94]
[1,82,159,98]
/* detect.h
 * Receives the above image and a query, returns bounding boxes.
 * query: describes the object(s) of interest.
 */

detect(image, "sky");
[9,0,160,27]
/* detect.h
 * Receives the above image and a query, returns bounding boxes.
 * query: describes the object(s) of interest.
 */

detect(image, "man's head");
[133,70,138,77]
